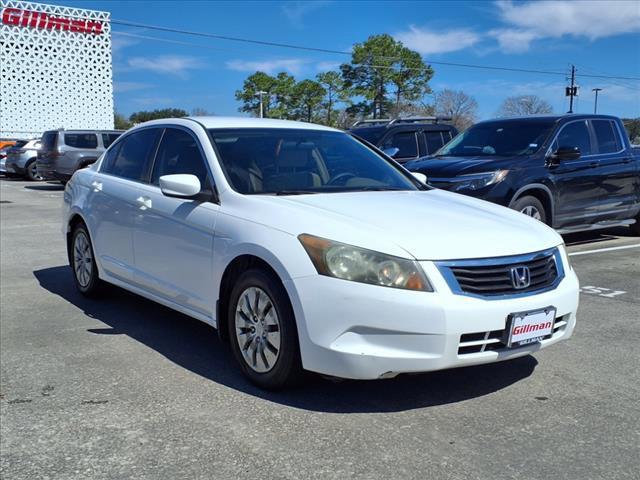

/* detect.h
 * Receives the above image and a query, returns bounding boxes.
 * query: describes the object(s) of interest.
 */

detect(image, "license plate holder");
[505,307,556,348]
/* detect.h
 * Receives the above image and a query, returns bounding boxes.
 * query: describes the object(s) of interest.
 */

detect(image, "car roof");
[135,116,342,132]
[475,114,621,125]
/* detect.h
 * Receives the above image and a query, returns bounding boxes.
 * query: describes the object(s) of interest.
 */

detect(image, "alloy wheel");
[234,286,281,373]
[73,231,93,288]
[520,205,542,221]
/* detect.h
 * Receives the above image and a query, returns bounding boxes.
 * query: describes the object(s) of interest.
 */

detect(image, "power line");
[110,18,640,81]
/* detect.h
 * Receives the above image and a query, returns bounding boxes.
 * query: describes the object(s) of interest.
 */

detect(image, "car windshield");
[349,128,382,144]
[435,120,556,157]
[208,128,419,195]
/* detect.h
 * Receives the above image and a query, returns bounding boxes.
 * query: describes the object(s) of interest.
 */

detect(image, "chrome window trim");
[435,247,565,300]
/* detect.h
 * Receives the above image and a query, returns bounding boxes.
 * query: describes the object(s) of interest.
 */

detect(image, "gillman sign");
[1,7,104,34]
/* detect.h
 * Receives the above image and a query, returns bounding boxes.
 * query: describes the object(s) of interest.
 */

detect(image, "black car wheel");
[228,269,303,389]
[25,159,42,181]
[512,195,547,224]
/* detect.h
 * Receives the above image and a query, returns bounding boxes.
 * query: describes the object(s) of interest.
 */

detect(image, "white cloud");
[492,0,640,52]
[395,26,481,55]
[127,55,203,78]
[225,58,308,75]
[281,1,332,28]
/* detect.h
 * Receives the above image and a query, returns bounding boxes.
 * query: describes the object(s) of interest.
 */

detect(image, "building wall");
[0,0,113,138]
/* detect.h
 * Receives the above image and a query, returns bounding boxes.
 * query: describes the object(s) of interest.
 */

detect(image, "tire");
[227,269,303,390]
[25,159,41,181]
[512,195,547,224]
[630,213,640,236]
[70,224,102,296]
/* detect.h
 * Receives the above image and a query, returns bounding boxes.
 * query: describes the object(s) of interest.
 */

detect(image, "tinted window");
[424,131,445,155]
[592,120,620,154]
[64,133,98,149]
[557,121,592,156]
[106,129,160,181]
[102,133,122,149]
[209,128,418,195]
[151,129,209,186]
[41,132,58,150]
[439,121,555,157]
[382,131,418,158]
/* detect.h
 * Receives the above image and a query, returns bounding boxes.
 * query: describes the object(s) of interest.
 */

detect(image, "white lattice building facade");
[0,0,114,138]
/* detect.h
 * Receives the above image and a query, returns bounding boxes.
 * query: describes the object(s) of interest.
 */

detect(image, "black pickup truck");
[405,114,640,235]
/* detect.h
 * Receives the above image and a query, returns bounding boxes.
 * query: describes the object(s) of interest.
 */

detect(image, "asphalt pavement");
[1,177,639,480]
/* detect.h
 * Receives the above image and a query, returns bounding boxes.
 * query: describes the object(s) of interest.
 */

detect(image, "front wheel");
[71,224,102,296]
[512,195,547,224]
[228,269,303,389]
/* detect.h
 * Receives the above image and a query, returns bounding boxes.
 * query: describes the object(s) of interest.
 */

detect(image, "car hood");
[405,155,524,177]
[237,189,562,261]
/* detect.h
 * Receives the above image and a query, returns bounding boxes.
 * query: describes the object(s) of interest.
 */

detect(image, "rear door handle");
[91,181,102,192]
[589,162,599,168]
[136,196,152,210]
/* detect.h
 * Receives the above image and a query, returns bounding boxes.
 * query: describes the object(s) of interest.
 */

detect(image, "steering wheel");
[326,172,356,186]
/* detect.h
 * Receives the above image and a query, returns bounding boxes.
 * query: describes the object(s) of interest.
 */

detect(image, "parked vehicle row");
[403,114,640,235]
[63,116,579,390]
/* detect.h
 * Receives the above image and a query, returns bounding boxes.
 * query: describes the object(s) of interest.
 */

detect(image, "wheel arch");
[216,254,289,344]
[509,184,555,226]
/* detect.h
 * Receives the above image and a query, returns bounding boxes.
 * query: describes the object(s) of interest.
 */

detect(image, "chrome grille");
[436,248,564,298]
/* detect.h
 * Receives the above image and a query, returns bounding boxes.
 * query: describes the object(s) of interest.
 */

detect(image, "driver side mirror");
[411,172,428,184]
[159,174,201,198]
[382,147,400,158]
[551,146,581,163]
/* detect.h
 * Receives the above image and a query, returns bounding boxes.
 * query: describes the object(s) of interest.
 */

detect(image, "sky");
[46,0,640,120]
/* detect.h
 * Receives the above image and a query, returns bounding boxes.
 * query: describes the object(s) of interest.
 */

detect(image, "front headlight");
[559,243,572,270]
[298,234,432,291]
[452,170,509,192]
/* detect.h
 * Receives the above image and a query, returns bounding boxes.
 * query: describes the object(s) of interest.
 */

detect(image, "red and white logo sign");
[510,309,555,346]
[1,7,104,35]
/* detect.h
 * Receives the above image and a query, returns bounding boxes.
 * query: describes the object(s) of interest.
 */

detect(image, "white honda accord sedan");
[63,117,579,389]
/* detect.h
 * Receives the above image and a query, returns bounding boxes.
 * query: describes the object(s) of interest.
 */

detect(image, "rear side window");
[382,131,418,158]
[423,131,445,155]
[151,128,209,186]
[104,129,160,181]
[41,132,57,150]
[102,133,122,148]
[64,133,98,149]
[557,121,592,156]
[592,120,621,154]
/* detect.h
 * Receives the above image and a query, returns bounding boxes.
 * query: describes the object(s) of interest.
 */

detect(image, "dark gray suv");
[37,129,123,183]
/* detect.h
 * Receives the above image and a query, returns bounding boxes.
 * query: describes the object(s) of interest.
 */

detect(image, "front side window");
[151,128,210,186]
[104,129,160,181]
[557,121,592,156]
[64,133,98,149]
[423,131,445,155]
[209,128,419,195]
[382,131,418,158]
[592,120,620,154]
[437,120,555,157]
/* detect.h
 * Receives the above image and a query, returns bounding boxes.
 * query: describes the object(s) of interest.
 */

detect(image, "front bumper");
[5,159,26,175]
[286,262,579,379]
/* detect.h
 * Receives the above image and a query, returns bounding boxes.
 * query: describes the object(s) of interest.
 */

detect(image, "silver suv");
[5,139,42,180]
[37,129,123,183]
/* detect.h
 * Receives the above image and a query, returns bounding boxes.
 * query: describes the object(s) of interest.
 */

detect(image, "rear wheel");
[25,159,42,181]
[227,269,303,389]
[512,195,547,224]
[71,224,102,296]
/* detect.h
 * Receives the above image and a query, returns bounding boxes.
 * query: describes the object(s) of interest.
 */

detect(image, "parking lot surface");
[1,178,639,480]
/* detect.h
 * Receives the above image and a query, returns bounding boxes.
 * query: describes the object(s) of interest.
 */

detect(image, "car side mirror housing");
[382,147,400,158]
[411,172,428,184]
[159,174,201,198]
[551,146,581,162]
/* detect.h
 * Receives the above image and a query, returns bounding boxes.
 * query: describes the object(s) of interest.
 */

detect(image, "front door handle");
[136,196,152,210]
[589,162,598,168]
[91,181,102,192]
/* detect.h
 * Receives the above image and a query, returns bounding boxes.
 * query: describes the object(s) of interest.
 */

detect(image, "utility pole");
[255,90,267,118]
[566,65,577,113]
[592,88,603,114]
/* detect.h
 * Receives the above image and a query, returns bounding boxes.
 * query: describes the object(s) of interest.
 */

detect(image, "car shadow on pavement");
[24,183,64,191]
[34,265,538,413]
